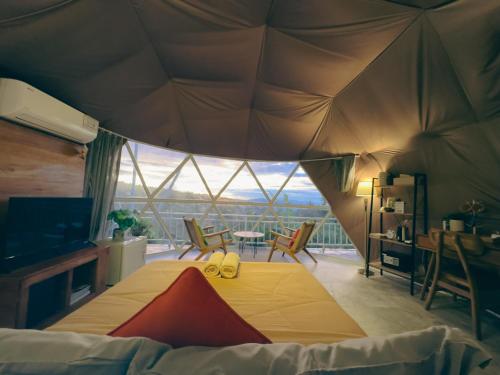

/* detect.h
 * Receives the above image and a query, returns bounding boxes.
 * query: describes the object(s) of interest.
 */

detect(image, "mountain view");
[116,142,327,207]
[113,141,352,249]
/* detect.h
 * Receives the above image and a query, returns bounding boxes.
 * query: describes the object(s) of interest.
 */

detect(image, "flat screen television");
[1,197,94,272]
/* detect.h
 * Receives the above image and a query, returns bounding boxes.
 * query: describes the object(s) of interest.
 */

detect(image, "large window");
[114,141,353,252]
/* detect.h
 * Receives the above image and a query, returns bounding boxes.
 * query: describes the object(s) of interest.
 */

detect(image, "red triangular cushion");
[108,267,271,347]
[289,228,301,247]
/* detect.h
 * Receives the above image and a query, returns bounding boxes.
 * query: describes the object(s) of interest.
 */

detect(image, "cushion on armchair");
[289,229,301,247]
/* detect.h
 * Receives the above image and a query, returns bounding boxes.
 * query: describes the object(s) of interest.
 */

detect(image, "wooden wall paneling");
[0,119,86,238]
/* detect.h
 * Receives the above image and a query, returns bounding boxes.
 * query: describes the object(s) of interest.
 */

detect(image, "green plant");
[107,209,137,231]
[460,199,485,233]
[130,217,152,237]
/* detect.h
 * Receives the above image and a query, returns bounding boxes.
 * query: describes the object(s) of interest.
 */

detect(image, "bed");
[48,261,366,345]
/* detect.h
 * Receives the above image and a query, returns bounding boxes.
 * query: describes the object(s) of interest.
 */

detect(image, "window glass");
[113,141,352,251]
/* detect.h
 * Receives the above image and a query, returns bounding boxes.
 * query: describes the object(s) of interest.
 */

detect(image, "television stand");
[0,245,109,329]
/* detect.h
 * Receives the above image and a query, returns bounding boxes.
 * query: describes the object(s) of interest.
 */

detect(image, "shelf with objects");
[0,245,109,329]
[364,173,428,295]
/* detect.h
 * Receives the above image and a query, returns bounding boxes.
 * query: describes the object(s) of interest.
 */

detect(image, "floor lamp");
[356,180,373,276]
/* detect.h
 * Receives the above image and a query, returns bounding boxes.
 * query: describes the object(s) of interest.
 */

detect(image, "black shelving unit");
[365,173,428,295]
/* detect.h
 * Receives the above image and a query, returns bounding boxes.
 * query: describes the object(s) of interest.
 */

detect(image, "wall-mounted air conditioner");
[0,78,98,144]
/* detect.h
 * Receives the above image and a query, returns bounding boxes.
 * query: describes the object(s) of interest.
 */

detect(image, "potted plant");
[460,199,485,234]
[130,216,152,238]
[107,209,137,241]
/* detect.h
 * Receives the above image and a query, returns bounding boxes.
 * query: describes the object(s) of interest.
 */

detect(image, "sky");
[118,142,326,205]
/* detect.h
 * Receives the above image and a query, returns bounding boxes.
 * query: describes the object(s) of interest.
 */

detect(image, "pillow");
[289,229,301,247]
[109,267,271,348]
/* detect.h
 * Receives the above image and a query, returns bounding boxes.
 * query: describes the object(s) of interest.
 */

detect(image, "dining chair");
[422,229,500,340]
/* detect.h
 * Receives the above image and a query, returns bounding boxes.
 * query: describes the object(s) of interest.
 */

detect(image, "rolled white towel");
[203,252,225,278]
[220,252,240,279]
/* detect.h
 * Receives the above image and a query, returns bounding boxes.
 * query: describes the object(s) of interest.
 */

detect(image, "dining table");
[417,232,500,302]
[417,232,500,271]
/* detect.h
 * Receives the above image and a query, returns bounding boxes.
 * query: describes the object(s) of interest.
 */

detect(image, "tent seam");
[416,16,427,131]
[242,0,277,158]
[300,98,334,159]
[419,115,500,137]
[163,0,255,28]
[127,0,194,152]
[243,26,268,159]
[0,0,76,24]
[275,10,416,32]
[381,0,456,11]
[423,12,479,123]
[127,0,171,78]
[333,11,424,101]
[265,0,277,24]
[272,28,360,65]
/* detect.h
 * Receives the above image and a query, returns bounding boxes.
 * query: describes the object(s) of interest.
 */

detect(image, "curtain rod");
[97,127,359,162]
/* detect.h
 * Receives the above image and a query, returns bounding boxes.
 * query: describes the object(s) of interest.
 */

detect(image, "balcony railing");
[142,211,354,250]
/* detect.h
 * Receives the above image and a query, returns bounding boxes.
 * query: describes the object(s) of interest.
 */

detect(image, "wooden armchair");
[178,217,232,260]
[422,229,500,340]
[267,222,317,264]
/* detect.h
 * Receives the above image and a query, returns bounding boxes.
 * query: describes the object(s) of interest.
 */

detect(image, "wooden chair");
[178,217,232,261]
[267,222,317,264]
[422,229,496,340]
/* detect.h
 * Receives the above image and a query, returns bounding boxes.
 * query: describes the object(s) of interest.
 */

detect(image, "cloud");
[118,143,323,203]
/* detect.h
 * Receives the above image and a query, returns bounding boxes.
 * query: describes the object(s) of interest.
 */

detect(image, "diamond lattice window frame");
[113,141,353,253]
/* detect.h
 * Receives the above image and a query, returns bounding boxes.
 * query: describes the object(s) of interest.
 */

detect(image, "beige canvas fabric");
[0,0,498,255]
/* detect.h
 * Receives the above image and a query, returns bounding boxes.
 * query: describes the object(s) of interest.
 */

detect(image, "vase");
[449,220,464,232]
[113,228,125,241]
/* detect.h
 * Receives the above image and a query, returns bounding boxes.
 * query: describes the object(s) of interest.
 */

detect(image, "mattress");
[48,261,366,345]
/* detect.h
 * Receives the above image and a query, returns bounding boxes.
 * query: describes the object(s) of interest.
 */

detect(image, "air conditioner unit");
[0,78,98,144]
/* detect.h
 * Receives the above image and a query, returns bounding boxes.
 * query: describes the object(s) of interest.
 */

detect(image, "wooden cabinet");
[0,246,109,329]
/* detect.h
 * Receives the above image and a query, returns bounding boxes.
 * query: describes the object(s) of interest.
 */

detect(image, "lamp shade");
[356,180,372,197]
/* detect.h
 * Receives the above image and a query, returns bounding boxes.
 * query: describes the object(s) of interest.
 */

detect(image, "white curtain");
[84,130,125,240]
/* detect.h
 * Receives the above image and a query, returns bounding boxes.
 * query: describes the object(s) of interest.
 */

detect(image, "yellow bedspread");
[48,261,366,345]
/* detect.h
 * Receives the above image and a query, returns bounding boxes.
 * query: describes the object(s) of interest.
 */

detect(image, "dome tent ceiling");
[0,0,498,162]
